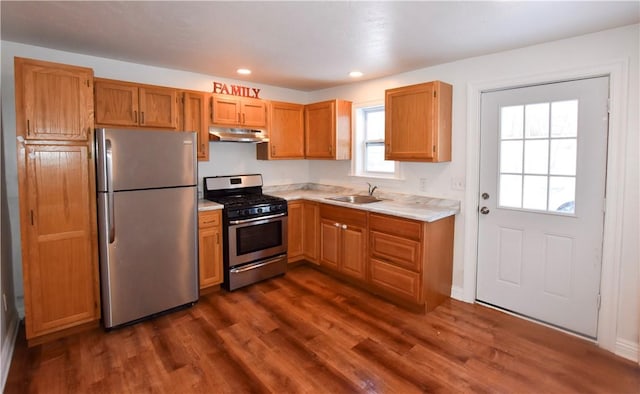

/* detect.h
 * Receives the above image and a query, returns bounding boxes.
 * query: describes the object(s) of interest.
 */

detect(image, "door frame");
[462,59,630,355]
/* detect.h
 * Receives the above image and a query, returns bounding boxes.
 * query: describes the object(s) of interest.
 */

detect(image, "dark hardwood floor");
[5,265,639,393]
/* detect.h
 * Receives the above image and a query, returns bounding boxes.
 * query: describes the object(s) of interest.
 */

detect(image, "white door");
[476,77,609,338]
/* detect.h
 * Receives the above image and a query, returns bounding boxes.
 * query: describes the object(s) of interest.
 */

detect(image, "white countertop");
[198,199,224,211]
[264,184,460,223]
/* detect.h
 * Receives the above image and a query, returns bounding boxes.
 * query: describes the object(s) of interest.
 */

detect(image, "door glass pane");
[500,140,523,173]
[549,177,576,213]
[498,99,579,215]
[523,175,548,210]
[550,139,577,176]
[525,103,549,138]
[501,105,523,139]
[524,140,549,174]
[551,100,578,137]
[499,174,522,208]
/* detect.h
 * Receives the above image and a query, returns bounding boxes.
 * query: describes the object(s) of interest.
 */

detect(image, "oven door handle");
[228,212,286,225]
[230,255,286,273]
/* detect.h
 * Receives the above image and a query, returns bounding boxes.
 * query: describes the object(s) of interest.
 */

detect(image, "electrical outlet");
[419,178,428,192]
[451,177,465,191]
[2,293,7,312]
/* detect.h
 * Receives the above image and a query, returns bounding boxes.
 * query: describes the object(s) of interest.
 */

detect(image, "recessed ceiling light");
[237,68,251,75]
[349,71,363,78]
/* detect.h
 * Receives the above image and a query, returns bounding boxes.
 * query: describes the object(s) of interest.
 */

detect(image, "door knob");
[480,206,490,215]
[482,192,490,200]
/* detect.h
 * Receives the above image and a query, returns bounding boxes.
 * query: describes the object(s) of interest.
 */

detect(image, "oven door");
[228,213,288,267]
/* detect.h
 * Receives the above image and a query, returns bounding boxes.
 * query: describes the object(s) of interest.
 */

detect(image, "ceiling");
[2,1,639,91]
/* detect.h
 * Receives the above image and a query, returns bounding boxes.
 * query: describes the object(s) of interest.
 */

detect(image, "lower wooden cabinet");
[198,210,223,289]
[19,143,100,342]
[302,202,319,263]
[287,201,304,262]
[319,204,367,280]
[369,212,454,312]
[287,200,319,264]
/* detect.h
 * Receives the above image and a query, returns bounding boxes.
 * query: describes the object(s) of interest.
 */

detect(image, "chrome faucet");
[367,182,378,196]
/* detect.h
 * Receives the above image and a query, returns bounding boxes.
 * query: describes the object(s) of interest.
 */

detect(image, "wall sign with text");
[213,82,261,99]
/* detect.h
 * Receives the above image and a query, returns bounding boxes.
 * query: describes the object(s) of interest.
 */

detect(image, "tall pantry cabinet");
[14,57,100,345]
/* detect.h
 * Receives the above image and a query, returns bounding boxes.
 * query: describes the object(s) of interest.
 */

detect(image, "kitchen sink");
[326,195,384,204]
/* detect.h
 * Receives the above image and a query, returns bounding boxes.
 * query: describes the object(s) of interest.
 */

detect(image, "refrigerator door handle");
[106,139,115,243]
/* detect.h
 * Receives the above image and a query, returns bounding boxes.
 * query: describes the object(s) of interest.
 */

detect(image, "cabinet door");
[302,202,319,263]
[94,80,139,127]
[287,201,304,262]
[385,81,452,162]
[241,98,267,128]
[183,91,209,161]
[385,83,435,161]
[211,95,241,125]
[319,218,340,270]
[269,101,304,158]
[340,224,366,280]
[139,86,178,128]
[23,144,99,338]
[18,59,93,141]
[198,225,223,289]
[305,101,335,158]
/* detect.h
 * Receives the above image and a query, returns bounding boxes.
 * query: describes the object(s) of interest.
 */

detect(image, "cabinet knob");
[334,223,340,227]
[341,224,347,230]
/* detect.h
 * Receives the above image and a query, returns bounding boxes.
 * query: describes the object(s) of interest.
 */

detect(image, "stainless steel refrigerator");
[96,128,198,328]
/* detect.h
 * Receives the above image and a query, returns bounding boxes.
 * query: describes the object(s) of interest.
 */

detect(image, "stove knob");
[243,209,249,216]
[257,208,263,214]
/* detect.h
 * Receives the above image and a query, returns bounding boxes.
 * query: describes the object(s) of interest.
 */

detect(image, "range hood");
[209,127,269,143]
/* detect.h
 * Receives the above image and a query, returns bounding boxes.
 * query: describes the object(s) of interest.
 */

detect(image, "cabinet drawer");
[370,231,421,272]
[370,258,421,302]
[198,210,220,228]
[320,203,367,227]
[369,213,422,241]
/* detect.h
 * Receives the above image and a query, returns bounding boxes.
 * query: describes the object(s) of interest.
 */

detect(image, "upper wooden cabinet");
[304,99,352,160]
[14,57,94,141]
[181,90,210,161]
[211,94,267,128]
[385,81,452,162]
[94,78,179,129]
[257,101,305,160]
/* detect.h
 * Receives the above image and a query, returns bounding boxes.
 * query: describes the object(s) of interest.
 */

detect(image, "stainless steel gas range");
[203,174,288,291]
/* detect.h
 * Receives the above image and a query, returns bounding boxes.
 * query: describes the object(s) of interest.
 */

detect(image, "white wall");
[1,24,637,359]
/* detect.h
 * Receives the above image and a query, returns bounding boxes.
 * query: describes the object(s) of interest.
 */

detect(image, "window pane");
[524,140,549,174]
[366,144,394,173]
[523,175,548,210]
[550,139,577,175]
[499,174,522,208]
[549,177,576,213]
[501,105,523,139]
[525,103,549,138]
[365,109,385,140]
[551,100,578,137]
[500,140,523,173]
